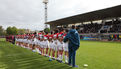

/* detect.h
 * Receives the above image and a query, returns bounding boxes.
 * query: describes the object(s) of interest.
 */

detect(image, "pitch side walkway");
[0,39,73,69]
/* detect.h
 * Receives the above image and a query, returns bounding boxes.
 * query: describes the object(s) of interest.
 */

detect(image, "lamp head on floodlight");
[43,0,48,4]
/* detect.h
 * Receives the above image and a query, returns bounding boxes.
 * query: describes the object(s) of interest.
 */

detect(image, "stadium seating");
[56,19,121,34]
[77,19,121,33]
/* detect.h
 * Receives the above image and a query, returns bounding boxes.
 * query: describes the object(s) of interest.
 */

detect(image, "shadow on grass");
[0,40,73,69]
[6,56,73,69]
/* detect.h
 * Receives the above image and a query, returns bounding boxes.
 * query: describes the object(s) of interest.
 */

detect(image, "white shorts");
[41,45,44,48]
[64,46,68,51]
[52,45,57,51]
[49,45,53,49]
[44,45,49,48]
[39,45,41,48]
[64,43,68,51]
[43,45,46,48]
[58,46,63,50]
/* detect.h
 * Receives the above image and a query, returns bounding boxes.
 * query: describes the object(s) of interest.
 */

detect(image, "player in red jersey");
[57,34,64,62]
[44,33,50,56]
[63,29,69,63]
[48,34,53,58]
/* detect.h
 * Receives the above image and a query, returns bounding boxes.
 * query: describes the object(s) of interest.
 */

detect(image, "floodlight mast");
[43,0,48,28]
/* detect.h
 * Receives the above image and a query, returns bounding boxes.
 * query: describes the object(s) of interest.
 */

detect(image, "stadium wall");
[80,33,121,41]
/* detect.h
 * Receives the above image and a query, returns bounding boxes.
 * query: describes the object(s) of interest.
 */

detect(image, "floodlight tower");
[43,0,48,28]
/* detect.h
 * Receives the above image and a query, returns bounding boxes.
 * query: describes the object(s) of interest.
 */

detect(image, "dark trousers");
[12,41,15,44]
[68,47,76,67]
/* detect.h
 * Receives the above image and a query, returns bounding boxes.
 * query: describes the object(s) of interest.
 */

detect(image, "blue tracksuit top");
[64,29,80,50]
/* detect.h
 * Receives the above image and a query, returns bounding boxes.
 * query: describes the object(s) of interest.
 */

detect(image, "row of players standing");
[16,29,69,63]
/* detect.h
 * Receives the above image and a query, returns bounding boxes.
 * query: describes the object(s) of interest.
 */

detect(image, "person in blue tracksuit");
[64,25,80,67]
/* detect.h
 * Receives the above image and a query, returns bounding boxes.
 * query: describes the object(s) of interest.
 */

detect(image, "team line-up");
[15,30,69,63]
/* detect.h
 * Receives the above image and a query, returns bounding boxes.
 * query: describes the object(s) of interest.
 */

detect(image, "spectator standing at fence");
[64,25,80,67]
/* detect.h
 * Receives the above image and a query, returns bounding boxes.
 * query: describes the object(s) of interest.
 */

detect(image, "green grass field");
[0,38,121,69]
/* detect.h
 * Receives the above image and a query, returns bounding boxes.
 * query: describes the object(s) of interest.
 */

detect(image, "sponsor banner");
[83,37,99,40]
[119,35,121,39]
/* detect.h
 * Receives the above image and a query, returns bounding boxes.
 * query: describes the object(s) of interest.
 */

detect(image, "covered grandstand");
[46,5,121,41]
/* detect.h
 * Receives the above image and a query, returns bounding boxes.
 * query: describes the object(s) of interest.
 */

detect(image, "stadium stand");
[77,23,102,33]
[58,19,121,34]
[46,5,121,41]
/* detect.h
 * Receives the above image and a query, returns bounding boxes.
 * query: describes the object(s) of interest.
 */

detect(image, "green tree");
[0,26,6,36]
[12,26,18,35]
[18,29,25,35]
[44,28,50,34]
[6,26,18,35]
[6,27,12,35]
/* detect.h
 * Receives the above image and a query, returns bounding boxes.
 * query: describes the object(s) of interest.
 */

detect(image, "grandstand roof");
[46,5,121,25]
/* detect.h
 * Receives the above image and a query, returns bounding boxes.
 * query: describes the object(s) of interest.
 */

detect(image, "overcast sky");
[0,0,121,30]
